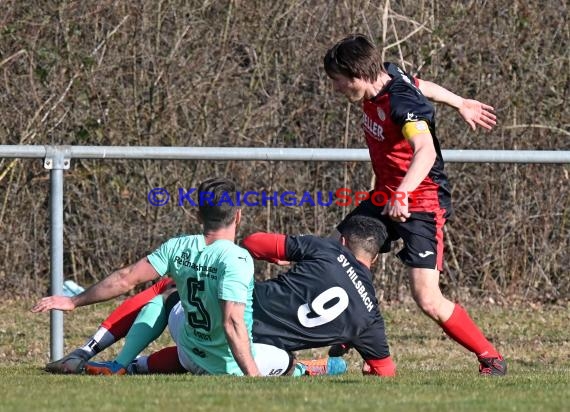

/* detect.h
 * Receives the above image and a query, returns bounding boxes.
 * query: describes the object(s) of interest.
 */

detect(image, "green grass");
[1,369,569,412]
[1,298,569,412]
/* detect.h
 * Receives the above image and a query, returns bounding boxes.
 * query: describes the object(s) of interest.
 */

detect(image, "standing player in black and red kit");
[323,34,506,375]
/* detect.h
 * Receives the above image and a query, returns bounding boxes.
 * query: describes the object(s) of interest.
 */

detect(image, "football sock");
[129,356,149,374]
[147,346,186,373]
[364,356,396,377]
[78,327,116,359]
[100,283,165,339]
[115,295,168,367]
[440,304,500,358]
[292,363,306,377]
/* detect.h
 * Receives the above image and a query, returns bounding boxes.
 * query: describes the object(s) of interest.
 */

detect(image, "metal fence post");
[44,146,71,361]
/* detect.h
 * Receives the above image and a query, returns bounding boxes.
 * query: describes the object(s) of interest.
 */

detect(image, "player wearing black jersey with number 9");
[245,215,396,376]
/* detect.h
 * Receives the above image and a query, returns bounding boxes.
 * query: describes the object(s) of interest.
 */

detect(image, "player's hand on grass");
[31,295,76,313]
[459,99,497,131]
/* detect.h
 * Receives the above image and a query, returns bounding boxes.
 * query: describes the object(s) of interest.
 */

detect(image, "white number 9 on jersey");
[297,287,349,328]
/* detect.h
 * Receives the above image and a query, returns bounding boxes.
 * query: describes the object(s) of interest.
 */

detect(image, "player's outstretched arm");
[31,258,160,313]
[417,79,497,131]
[242,233,288,264]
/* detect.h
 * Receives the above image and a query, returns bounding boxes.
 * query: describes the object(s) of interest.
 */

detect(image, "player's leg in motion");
[409,267,506,376]
[85,288,179,375]
[45,278,173,374]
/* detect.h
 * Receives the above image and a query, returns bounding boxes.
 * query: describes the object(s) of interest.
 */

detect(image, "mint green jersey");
[147,235,254,375]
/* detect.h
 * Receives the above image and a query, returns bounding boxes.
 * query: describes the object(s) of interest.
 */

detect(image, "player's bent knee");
[412,295,442,319]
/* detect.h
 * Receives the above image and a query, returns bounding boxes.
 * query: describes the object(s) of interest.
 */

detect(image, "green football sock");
[115,295,167,367]
[292,363,306,377]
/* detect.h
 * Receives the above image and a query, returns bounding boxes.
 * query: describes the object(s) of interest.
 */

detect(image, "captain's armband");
[402,120,430,140]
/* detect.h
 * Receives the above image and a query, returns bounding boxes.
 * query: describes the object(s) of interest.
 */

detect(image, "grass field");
[1,298,569,412]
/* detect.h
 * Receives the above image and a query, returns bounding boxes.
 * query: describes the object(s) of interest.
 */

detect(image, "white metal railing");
[3,145,570,162]
[1,145,569,360]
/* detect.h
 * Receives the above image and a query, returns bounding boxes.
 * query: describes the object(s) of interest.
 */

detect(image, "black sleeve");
[386,64,434,126]
[349,317,391,360]
[285,235,328,262]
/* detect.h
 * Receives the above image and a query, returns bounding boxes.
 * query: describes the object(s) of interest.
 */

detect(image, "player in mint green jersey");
[145,233,255,375]
[32,177,291,376]
[147,228,286,375]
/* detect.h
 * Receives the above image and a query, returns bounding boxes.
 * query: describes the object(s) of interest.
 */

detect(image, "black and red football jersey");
[252,235,390,360]
[362,62,452,214]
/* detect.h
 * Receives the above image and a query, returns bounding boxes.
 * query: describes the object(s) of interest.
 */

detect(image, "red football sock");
[440,304,500,358]
[364,356,396,377]
[148,346,186,374]
[100,277,173,339]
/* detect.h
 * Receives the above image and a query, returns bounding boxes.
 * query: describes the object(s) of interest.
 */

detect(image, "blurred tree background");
[0,0,568,302]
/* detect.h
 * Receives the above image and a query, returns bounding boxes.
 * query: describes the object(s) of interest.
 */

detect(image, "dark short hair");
[339,215,388,257]
[197,177,239,231]
[323,34,383,82]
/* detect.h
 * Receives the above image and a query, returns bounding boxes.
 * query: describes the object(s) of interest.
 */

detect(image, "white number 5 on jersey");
[297,287,349,328]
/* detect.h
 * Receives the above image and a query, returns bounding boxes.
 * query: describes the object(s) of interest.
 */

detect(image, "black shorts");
[337,197,447,270]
